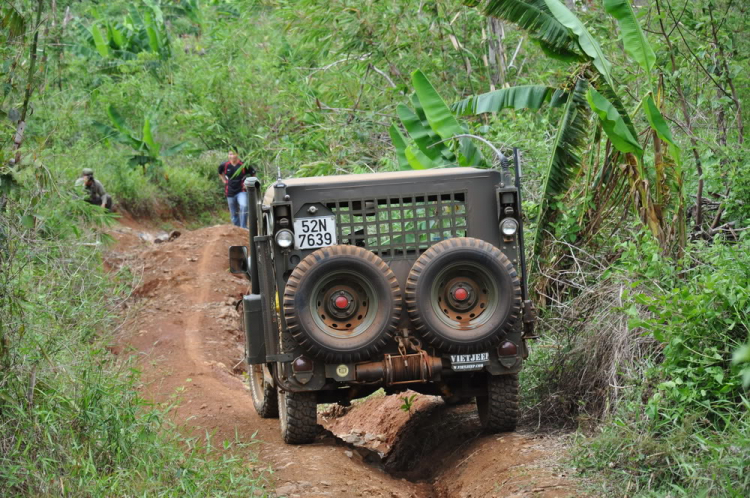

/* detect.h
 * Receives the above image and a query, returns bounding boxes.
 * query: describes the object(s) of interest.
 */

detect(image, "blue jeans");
[227,191,248,228]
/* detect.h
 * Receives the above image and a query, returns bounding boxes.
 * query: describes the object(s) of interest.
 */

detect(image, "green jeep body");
[230,157,536,444]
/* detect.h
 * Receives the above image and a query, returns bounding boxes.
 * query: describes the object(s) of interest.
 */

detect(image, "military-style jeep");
[229,152,536,444]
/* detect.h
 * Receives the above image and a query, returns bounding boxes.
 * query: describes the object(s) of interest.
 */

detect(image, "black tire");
[248,364,279,418]
[279,388,318,444]
[406,237,521,353]
[476,374,519,433]
[283,245,401,363]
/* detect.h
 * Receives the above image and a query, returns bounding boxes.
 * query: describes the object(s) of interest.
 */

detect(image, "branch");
[369,64,396,88]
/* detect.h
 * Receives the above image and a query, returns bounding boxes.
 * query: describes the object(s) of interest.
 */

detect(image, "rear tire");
[476,374,519,433]
[279,388,318,444]
[406,237,521,354]
[248,364,278,418]
[283,245,401,363]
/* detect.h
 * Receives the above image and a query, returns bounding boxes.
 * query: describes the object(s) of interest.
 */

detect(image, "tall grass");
[0,176,268,496]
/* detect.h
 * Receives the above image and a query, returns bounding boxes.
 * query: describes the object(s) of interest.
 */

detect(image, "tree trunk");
[487,18,507,90]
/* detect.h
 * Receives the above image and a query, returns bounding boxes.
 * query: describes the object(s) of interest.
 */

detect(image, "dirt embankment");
[107,222,584,498]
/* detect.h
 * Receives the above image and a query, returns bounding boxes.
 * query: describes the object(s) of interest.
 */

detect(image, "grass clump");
[0,177,268,496]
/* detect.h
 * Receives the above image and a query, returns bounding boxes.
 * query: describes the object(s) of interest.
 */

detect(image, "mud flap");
[244,294,266,364]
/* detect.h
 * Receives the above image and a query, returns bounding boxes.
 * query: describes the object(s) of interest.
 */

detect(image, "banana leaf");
[412,71,485,166]
[643,95,681,165]
[162,142,191,157]
[396,104,446,165]
[388,124,411,171]
[142,116,160,156]
[91,25,110,58]
[453,85,565,115]
[533,77,591,257]
[411,70,464,140]
[586,86,642,157]
[603,0,655,76]
[479,0,580,59]
[543,0,614,86]
[405,145,431,170]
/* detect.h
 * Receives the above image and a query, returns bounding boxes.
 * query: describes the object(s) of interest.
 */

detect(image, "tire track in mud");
[110,223,584,498]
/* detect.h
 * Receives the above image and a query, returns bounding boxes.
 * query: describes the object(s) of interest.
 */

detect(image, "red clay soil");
[106,222,585,498]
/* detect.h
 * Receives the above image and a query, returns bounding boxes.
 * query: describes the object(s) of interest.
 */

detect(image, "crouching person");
[75,168,113,211]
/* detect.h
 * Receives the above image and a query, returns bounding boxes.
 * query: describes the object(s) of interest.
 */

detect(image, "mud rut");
[109,222,582,498]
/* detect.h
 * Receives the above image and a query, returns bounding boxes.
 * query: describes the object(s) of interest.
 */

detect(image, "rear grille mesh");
[325,192,467,259]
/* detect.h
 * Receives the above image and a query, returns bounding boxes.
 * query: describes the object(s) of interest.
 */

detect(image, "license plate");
[450,352,489,371]
[294,216,337,250]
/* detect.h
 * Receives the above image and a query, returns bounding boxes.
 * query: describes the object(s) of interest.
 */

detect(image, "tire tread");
[477,374,519,433]
[280,390,318,444]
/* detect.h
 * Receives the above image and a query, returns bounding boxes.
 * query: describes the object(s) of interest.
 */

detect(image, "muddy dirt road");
[108,222,583,498]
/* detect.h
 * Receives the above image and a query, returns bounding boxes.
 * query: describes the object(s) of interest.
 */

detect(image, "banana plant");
[462,0,685,259]
[93,105,189,178]
[390,70,487,170]
[75,3,171,65]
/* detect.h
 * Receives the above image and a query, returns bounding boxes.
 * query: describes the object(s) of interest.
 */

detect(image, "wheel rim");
[309,270,378,339]
[430,261,499,329]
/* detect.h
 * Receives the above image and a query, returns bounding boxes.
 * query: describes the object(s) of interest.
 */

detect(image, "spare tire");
[406,237,521,353]
[283,245,401,363]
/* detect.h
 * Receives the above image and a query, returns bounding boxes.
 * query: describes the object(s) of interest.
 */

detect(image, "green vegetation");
[0,184,268,495]
[2,0,748,496]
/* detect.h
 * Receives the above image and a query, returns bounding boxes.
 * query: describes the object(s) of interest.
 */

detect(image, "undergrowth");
[522,234,750,496]
[0,179,268,496]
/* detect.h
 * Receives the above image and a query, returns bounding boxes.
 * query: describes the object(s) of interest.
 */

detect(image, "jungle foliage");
[1,0,748,496]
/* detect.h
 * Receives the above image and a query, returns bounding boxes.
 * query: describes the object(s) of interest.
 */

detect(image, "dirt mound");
[110,222,585,497]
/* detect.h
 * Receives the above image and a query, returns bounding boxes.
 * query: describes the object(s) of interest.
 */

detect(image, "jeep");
[229,151,536,444]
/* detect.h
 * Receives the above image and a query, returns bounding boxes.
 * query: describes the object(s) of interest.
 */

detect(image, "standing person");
[218,150,256,228]
[75,168,113,210]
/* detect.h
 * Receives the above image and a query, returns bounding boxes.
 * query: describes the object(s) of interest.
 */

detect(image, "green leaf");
[91,24,110,58]
[411,70,464,140]
[104,106,144,150]
[732,344,750,365]
[161,142,190,157]
[0,173,18,196]
[106,105,130,135]
[109,24,126,50]
[643,95,682,165]
[20,215,35,230]
[396,104,445,164]
[543,0,614,86]
[404,145,431,170]
[479,0,579,57]
[388,124,411,171]
[143,10,161,54]
[603,0,655,77]
[142,116,160,156]
[453,85,565,115]
[1,7,26,40]
[533,78,591,257]
[458,136,485,167]
[128,155,152,168]
[586,87,642,156]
